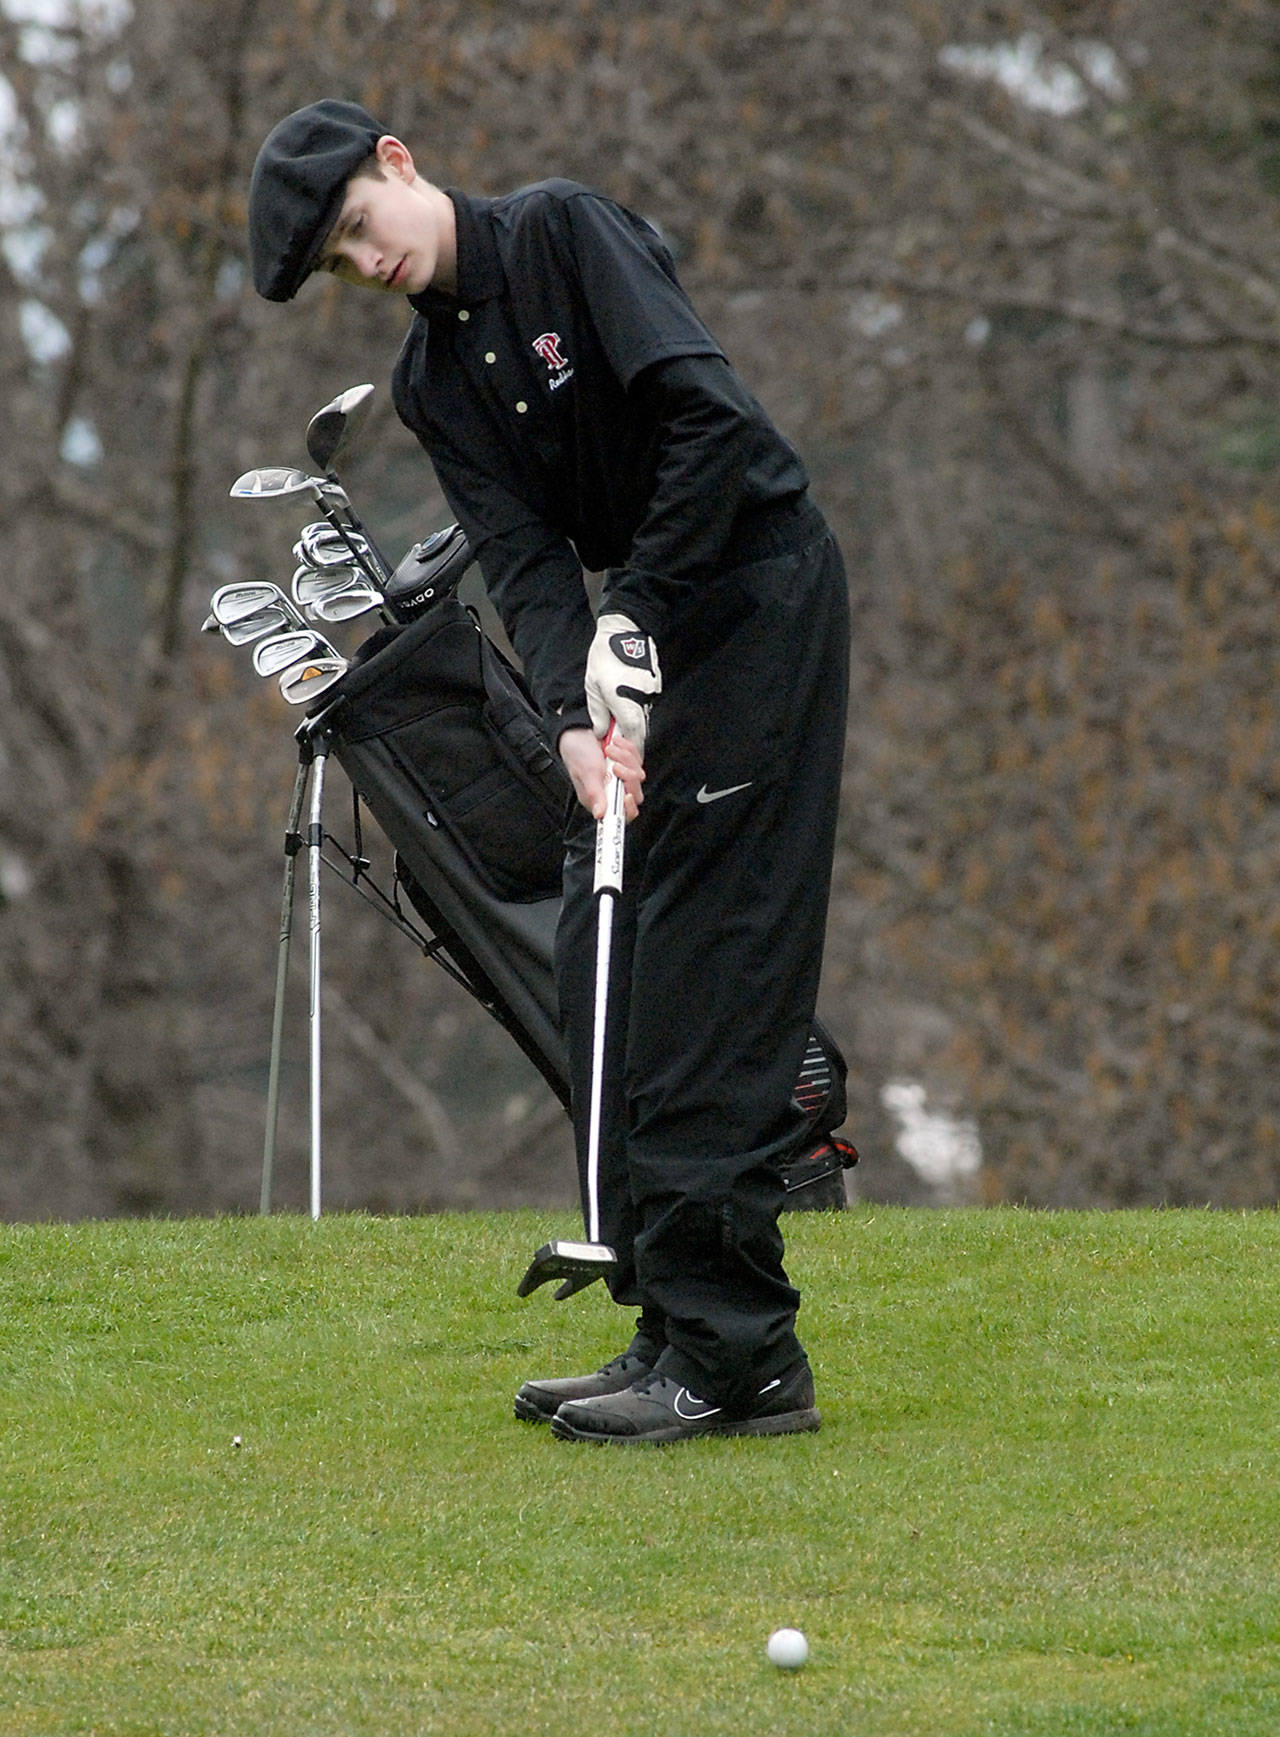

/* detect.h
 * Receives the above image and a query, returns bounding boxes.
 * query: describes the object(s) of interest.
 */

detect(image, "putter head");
[516,1239,618,1301]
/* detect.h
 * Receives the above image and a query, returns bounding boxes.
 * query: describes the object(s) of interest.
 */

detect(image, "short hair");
[348,151,387,184]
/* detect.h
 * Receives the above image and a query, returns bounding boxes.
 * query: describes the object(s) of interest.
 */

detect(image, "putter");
[518,735,624,1300]
[382,523,473,621]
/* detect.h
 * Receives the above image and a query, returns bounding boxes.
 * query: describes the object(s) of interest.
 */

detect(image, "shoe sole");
[549,1405,821,1444]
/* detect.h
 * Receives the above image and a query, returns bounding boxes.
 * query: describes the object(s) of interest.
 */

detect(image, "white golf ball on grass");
[766,1627,809,1669]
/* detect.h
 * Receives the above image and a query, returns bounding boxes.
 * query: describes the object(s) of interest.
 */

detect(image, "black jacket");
[392,180,808,736]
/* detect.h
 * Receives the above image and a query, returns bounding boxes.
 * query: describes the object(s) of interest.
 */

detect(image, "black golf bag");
[316,592,856,1206]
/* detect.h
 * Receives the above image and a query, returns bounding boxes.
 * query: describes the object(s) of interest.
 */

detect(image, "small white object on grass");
[766,1627,809,1669]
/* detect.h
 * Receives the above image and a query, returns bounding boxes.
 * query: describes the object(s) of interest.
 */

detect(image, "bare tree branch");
[937,97,1280,323]
[844,263,1280,350]
[319,980,462,1169]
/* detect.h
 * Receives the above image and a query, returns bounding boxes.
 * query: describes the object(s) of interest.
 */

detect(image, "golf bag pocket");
[330,599,571,903]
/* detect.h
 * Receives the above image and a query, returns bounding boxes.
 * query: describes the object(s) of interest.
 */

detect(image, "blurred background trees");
[2,0,1279,1217]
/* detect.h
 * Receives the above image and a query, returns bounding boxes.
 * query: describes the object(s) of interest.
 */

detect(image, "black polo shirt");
[391,180,808,732]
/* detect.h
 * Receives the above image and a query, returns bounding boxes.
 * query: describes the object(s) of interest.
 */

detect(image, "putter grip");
[593,765,625,897]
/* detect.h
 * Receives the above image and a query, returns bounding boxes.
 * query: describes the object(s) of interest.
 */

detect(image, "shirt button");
[458,309,470,322]
[485,352,497,364]
[515,401,528,414]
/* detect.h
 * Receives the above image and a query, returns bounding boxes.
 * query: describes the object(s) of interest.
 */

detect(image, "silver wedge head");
[278,655,348,706]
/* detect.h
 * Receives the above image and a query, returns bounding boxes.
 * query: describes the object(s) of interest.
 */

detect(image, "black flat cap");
[249,99,386,301]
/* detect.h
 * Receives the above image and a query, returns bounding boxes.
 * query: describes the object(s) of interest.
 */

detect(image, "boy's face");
[318,138,442,295]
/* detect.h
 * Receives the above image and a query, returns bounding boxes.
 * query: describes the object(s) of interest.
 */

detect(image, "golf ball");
[766,1627,809,1669]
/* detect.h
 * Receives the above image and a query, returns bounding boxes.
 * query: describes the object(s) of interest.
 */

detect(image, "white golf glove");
[586,612,662,751]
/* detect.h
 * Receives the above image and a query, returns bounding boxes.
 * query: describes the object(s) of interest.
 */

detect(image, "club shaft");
[320,501,392,588]
[585,762,626,1244]
[585,890,615,1245]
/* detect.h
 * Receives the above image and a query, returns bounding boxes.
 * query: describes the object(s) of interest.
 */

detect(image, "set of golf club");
[207,384,625,1301]
[292,521,386,622]
[206,383,481,1222]
[204,579,352,705]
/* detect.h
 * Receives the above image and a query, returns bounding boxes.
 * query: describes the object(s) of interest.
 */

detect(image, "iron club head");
[252,630,335,678]
[278,655,348,706]
[295,524,374,570]
[309,586,383,622]
[220,604,292,645]
[208,581,307,644]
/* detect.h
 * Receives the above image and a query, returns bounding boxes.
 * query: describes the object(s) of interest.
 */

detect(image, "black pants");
[555,499,850,1411]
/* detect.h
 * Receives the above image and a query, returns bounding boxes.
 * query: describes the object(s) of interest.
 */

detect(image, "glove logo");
[588,612,662,750]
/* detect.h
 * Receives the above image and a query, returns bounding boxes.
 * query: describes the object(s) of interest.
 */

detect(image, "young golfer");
[249,99,849,1443]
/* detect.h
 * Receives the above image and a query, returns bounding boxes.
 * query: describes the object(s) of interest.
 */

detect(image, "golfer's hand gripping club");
[594,743,627,900]
[586,613,661,751]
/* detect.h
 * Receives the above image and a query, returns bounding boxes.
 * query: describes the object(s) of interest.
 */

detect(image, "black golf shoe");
[549,1355,820,1445]
[514,1330,661,1423]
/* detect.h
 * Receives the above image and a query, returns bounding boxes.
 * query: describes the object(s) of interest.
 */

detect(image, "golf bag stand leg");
[261,744,313,1215]
[305,728,331,1220]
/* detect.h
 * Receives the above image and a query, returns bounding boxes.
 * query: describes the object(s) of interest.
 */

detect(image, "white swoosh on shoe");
[673,1387,722,1421]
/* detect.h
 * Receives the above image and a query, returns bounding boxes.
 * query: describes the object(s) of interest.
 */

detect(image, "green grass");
[2,1208,1279,1735]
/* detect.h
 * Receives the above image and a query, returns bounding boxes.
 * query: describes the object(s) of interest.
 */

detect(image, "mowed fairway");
[2,1208,1278,1735]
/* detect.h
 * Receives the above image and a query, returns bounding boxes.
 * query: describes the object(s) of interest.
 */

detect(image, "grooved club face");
[310,587,382,621]
[208,582,306,644]
[278,656,347,706]
[252,631,332,677]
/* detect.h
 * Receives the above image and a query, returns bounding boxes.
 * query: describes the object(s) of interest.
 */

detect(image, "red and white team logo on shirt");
[532,332,569,369]
[532,333,575,392]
